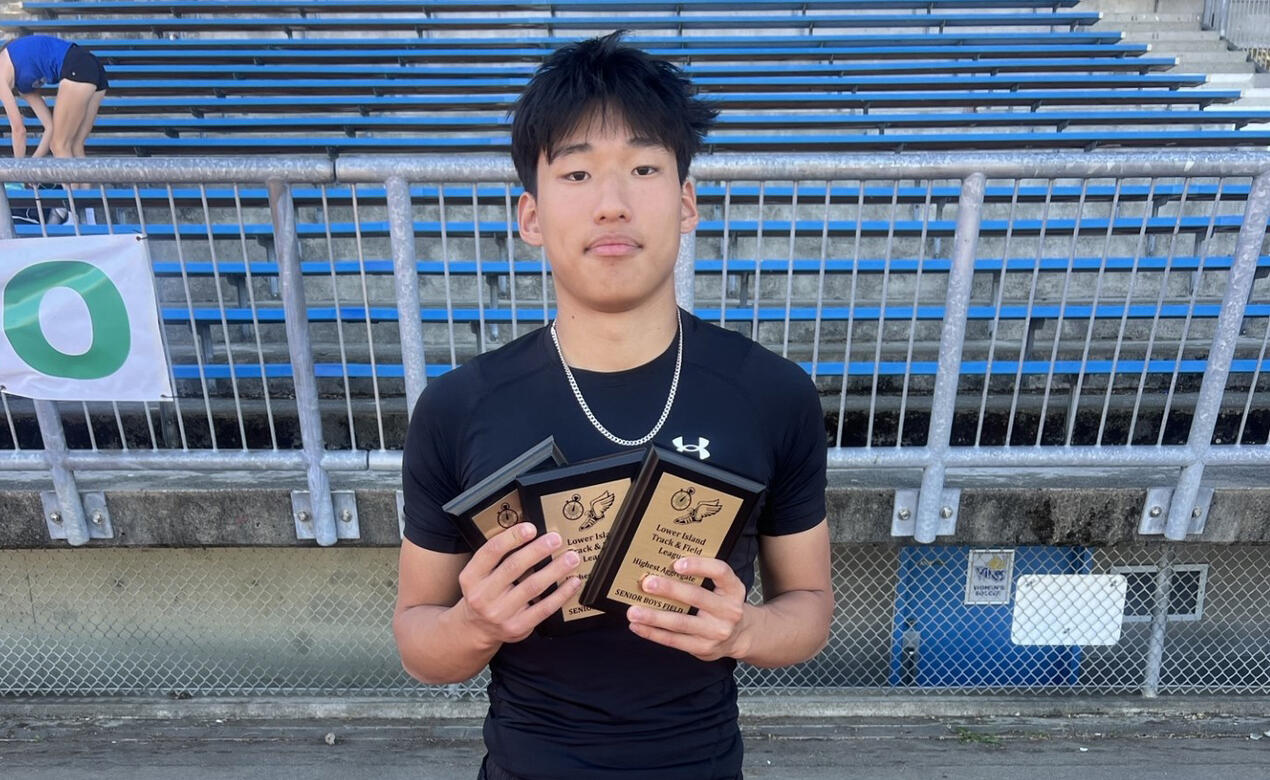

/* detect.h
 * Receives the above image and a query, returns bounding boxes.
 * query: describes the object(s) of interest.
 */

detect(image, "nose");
[592,172,631,223]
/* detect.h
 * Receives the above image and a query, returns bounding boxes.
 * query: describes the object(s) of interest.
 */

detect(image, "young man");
[395,32,832,780]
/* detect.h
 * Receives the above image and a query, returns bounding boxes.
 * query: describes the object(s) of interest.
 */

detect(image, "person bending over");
[0,34,108,160]
[395,31,833,780]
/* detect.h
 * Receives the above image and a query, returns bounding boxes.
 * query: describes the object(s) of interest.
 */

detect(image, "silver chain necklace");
[549,309,682,447]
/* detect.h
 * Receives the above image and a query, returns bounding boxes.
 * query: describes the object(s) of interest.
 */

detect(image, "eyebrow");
[548,135,666,161]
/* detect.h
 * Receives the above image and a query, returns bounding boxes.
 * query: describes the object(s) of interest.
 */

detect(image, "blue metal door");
[890,545,1091,688]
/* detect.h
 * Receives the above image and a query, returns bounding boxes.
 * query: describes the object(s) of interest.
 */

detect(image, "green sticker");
[3,260,131,379]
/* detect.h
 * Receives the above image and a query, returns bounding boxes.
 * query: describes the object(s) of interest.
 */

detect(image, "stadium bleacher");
[1,3,1267,151]
[1,0,1268,454]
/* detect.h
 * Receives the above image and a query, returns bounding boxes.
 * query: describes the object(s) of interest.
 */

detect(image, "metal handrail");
[1203,0,1270,47]
[2,151,1269,545]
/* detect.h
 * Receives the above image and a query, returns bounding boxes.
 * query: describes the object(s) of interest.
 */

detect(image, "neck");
[552,296,680,372]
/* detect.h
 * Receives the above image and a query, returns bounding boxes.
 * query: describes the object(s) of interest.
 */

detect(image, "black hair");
[509,31,717,196]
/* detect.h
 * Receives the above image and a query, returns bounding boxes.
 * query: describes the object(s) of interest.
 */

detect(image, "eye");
[563,171,589,182]
[633,165,659,176]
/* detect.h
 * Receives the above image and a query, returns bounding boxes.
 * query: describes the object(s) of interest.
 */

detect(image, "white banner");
[1011,575,1127,646]
[0,234,172,401]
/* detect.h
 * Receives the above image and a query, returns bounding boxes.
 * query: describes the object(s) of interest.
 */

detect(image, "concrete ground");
[1,697,1268,779]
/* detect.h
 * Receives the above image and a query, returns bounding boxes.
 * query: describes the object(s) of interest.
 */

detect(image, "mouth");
[585,235,641,257]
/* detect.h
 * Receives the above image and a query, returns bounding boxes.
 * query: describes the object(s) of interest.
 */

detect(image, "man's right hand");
[455,522,581,646]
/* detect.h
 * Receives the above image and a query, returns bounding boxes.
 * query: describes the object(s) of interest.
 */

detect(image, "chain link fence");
[2,543,1266,697]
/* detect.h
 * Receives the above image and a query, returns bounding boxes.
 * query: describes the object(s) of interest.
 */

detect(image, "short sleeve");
[757,367,828,536]
[400,376,471,553]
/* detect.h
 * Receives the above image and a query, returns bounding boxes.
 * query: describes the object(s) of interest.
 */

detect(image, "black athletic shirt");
[402,309,827,780]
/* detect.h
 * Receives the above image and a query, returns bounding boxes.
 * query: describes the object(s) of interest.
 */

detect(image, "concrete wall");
[2,484,1269,549]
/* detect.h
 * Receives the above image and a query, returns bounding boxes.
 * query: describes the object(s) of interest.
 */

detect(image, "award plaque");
[515,449,646,635]
[442,437,567,552]
[580,447,766,617]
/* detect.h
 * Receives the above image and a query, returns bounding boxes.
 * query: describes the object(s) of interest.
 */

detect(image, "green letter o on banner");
[3,260,132,379]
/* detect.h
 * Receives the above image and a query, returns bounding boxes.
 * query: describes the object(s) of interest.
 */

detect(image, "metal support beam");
[1164,172,1270,540]
[34,402,92,546]
[386,175,427,416]
[1142,545,1175,698]
[912,172,983,543]
[269,178,337,547]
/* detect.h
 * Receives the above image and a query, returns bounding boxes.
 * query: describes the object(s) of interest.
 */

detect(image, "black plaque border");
[515,448,646,636]
[441,436,566,552]
[580,446,766,617]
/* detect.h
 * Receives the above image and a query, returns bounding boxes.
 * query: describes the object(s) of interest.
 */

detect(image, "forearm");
[735,588,833,668]
[10,129,25,158]
[393,600,501,684]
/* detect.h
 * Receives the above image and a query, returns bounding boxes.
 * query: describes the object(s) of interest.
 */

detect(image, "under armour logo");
[673,436,711,460]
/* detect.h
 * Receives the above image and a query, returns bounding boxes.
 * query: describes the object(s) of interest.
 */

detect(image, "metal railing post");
[1142,545,1175,698]
[268,178,337,546]
[1164,172,1270,540]
[0,184,92,545]
[914,172,984,543]
[33,403,91,545]
[386,176,427,415]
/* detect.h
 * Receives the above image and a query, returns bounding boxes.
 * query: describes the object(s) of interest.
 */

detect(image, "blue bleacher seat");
[2,11,1106,35]
[14,108,1270,137]
[33,89,1239,118]
[58,129,1270,155]
[100,57,1182,79]
[85,43,1157,66]
[71,31,1132,51]
[24,0,1084,15]
[42,72,1206,97]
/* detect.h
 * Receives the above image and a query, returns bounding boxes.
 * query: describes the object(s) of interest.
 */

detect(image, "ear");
[679,177,699,235]
[517,190,543,247]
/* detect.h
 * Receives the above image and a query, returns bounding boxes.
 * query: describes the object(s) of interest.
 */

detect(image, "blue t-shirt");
[402,310,827,780]
[6,35,72,93]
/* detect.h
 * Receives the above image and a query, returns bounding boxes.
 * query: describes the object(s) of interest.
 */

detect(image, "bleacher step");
[1108,29,1221,41]
[1096,13,1203,25]
[1239,88,1270,108]
[1153,0,1210,12]
[1203,72,1256,86]
[1148,41,1243,53]
[1075,0,1157,13]
[1188,64,1255,75]
[1172,51,1255,65]
[1173,57,1256,74]
[1076,0,1201,13]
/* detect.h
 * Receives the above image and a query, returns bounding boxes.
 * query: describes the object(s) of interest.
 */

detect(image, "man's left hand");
[626,557,752,662]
